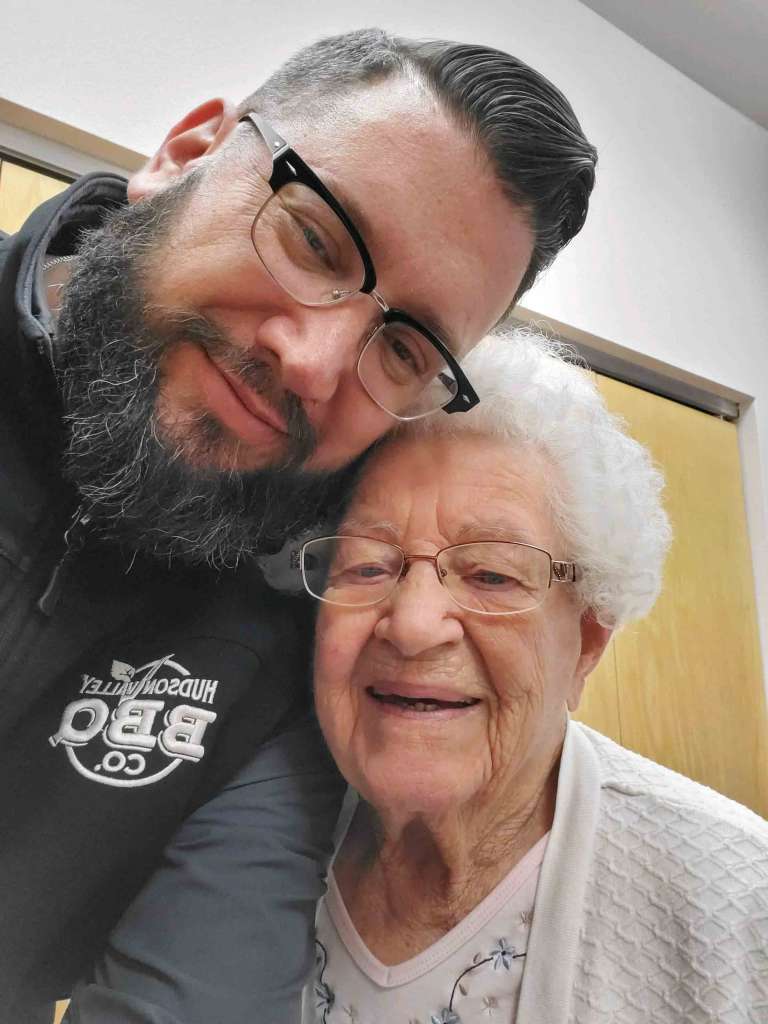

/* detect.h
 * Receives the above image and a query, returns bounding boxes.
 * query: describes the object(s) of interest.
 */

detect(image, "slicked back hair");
[237,28,597,310]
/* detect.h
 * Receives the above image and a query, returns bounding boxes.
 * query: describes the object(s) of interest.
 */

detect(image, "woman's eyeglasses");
[294,534,577,616]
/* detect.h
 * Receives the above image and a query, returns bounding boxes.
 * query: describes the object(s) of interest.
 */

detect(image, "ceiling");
[579,0,768,130]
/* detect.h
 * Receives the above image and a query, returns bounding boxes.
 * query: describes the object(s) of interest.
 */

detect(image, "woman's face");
[313,434,611,823]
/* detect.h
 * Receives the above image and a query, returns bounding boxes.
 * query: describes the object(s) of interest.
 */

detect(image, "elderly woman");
[299,332,768,1023]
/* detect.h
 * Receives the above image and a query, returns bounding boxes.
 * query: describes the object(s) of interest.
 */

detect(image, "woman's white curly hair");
[398,328,672,628]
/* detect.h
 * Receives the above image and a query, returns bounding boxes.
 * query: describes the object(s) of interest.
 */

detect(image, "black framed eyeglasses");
[293,535,578,616]
[239,113,480,421]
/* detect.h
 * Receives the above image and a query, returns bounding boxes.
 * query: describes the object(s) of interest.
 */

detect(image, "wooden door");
[575,376,768,818]
[0,159,69,234]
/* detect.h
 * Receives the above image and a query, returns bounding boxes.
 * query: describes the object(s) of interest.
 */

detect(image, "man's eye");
[301,224,332,267]
[377,331,429,383]
[390,337,420,369]
[275,207,338,273]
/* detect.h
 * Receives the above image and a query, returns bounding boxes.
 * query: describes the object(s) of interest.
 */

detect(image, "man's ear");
[566,610,613,712]
[127,97,239,203]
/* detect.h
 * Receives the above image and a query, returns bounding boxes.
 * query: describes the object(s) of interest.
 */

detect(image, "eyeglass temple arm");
[241,113,290,159]
[405,551,576,584]
[442,387,480,415]
[552,560,577,583]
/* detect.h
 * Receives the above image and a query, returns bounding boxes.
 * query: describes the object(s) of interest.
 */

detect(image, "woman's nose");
[374,562,464,657]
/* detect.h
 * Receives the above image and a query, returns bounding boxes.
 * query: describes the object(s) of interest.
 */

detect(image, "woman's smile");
[365,683,482,720]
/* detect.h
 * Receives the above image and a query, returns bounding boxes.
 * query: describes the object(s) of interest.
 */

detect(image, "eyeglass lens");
[253,183,365,304]
[302,537,552,614]
[252,187,457,419]
[358,326,458,420]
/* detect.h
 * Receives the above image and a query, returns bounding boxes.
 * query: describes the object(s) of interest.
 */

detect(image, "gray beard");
[54,173,353,567]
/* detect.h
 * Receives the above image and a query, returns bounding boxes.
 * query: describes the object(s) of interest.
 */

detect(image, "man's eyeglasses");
[293,535,578,616]
[239,113,480,421]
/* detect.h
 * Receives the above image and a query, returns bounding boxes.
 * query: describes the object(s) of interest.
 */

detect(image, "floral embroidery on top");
[314,941,335,1022]
[310,936,526,1023]
[490,939,515,971]
[445,938,525,1017]
[431,1010,460,1024]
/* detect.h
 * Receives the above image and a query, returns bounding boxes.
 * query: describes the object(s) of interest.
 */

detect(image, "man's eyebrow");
[407,305,462,358]
[324,177,375,254]
[325,178,462,358]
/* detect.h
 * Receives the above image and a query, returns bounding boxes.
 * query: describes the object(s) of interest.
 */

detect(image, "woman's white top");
[303,833,548,1024]
[303,721,768,1023]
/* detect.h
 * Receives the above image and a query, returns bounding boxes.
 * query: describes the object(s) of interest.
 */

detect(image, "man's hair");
[237,28,598,309]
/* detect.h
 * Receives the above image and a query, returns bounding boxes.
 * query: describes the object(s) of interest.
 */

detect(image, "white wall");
[4,0,768,668]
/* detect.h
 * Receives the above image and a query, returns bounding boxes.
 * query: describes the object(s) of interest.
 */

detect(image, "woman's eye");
[466,570,522,588]
[337,563,393,584]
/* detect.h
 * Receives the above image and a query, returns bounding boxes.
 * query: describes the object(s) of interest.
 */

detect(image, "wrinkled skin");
[314,434,612,961]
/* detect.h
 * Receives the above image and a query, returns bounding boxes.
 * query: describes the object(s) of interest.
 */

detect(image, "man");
[0,27,596,1024]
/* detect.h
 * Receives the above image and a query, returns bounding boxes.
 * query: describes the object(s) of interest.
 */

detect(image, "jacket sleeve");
[66,717,346,1024]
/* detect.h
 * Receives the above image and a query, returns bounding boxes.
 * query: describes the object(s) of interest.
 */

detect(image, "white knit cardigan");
[518,720,768,1023]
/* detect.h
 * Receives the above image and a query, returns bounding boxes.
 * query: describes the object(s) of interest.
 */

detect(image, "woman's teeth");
[368,687,479,712]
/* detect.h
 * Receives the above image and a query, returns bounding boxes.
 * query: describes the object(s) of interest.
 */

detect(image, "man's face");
[56,82,534,565]
[132,81,535,472]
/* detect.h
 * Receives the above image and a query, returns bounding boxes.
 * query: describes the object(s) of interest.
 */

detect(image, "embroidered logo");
[49,654,218,787]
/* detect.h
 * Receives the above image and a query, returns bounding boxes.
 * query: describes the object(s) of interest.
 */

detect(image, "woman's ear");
[567,610,613,711]
[127,97,239,202]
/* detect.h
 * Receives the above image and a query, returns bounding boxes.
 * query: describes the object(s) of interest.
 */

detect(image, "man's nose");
[256,297,376,408]
[373,562,465,657]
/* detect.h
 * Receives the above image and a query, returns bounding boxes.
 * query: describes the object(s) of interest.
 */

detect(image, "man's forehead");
[287,84,474,224]
[285,83,530,352]
[287,77,445,150]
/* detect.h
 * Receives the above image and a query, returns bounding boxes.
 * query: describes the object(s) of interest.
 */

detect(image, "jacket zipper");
[37,505,91,616]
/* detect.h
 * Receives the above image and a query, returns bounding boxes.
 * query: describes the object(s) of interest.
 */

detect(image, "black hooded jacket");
[0,176,341,1022]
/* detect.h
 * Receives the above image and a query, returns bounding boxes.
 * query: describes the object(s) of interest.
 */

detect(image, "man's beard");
[54,171,352,567]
